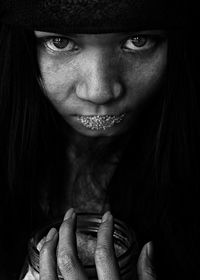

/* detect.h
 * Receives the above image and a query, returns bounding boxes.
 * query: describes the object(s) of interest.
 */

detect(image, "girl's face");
[35,31,168,137]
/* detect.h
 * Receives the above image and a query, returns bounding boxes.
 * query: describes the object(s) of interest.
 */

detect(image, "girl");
[0,0,199,279]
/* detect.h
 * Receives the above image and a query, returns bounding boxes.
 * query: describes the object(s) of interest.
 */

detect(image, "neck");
[61,128,131,213]
[65,127,130,165]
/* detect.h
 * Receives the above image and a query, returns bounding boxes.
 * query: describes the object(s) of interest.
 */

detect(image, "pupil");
[53,38,68,49]
[132,36,146,47]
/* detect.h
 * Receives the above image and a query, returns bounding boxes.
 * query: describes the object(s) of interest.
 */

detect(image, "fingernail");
[101,211,112,223]
[146,241,153,260]
[46,228,57,241]
[64,208,75,220]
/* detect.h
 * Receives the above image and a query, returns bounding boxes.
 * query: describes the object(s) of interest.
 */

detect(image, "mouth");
[76,113,126,130]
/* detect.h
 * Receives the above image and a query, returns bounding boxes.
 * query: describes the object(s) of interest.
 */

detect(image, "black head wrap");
[0,0,195,34]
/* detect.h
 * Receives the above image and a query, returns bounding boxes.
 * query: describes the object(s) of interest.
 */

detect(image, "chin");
[73,124,130,138]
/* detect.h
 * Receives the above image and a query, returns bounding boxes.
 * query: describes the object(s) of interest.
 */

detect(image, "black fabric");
[0,0,191,34]
[109,154,200,280]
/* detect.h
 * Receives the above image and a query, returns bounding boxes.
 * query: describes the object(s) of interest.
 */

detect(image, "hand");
[39,208,156,280]
[39,208,121,280]
[137,241,157,280]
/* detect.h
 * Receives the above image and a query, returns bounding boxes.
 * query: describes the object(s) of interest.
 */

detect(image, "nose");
[76,49,124,104]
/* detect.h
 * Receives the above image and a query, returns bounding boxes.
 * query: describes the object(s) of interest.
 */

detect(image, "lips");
[76,113,126,130]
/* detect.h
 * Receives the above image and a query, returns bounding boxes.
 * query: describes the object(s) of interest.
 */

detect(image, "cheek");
[38,55,76,103]
[125,51,167,105]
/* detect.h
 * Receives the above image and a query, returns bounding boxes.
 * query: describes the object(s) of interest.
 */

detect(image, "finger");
[137,242,157,280]
[39,228,58,280]
[95,211,121,280]
[57,208,88,280]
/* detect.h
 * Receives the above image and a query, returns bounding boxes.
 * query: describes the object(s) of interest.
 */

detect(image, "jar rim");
[28,213,138,276]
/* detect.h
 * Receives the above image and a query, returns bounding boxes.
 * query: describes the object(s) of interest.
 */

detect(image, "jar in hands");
[28,213,139,280]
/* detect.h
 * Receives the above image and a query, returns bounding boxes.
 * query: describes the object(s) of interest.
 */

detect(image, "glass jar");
[28,213,139,280]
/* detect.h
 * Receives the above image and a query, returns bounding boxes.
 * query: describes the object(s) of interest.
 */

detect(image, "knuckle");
[57,250,77,273]
[40,242,51,257]
[95,244,112,263]
[99,220,112,230]
[98,225,111,235]
[40,275,51,280]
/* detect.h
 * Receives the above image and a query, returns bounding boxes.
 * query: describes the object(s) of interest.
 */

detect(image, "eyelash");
[38,34,163,54]
[41,37,77,52]
[122,35,162,52]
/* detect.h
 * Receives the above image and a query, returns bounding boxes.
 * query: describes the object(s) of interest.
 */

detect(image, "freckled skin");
[36,32,168,137]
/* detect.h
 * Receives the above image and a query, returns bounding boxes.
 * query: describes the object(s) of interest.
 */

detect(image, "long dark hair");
[0,24,67,277]
[0,23,199,278]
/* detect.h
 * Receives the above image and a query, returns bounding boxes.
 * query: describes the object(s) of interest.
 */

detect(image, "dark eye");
[123,35,157,51]
[129,36,147,47]
[44,37,77,52]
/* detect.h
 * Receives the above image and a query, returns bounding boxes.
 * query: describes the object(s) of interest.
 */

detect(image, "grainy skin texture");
[35,31,168,214]
[37,232,126,265]
[35,31,167,139]
[22,32,167,279]
[23,212,155,280]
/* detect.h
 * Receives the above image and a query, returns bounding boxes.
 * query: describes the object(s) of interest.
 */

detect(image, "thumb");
[137,241,157,280]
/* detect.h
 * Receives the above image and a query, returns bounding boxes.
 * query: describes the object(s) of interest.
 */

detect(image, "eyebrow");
[34,30,167,39]
[34,31,78,37]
